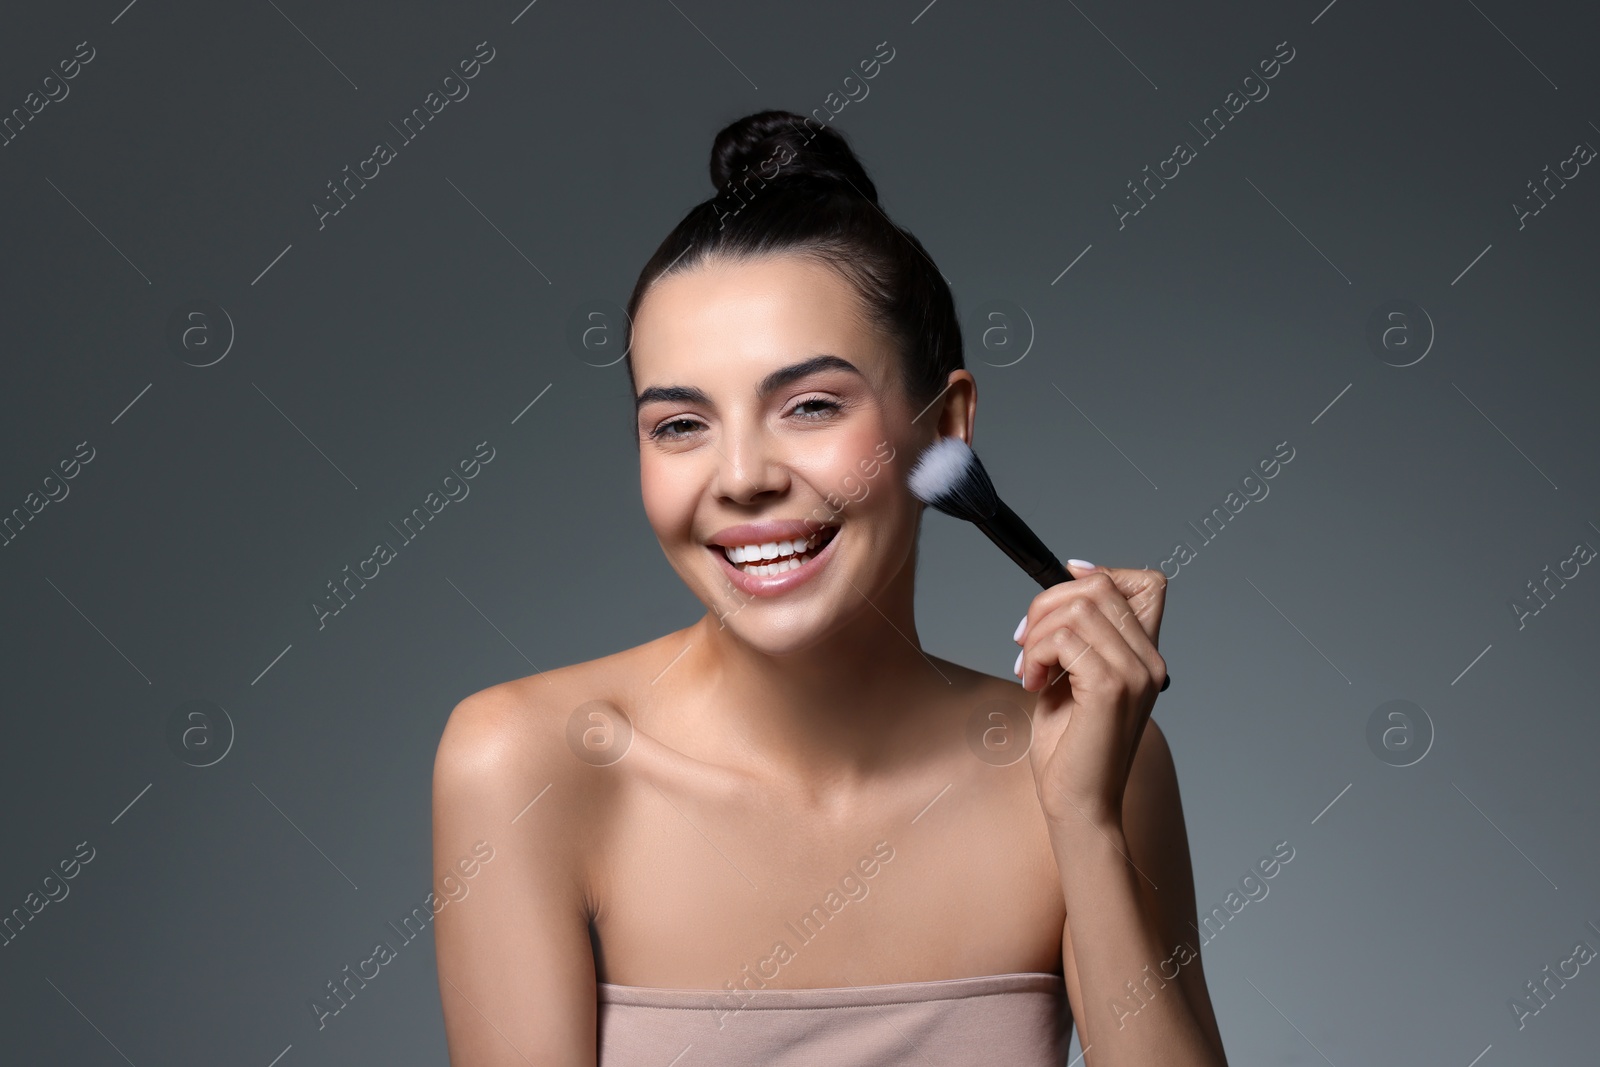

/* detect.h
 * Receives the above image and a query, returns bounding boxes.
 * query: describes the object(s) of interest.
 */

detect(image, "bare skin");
[433,253,1228,1065]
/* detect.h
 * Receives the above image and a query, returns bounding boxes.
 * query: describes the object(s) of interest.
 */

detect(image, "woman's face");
[631,252,934,654]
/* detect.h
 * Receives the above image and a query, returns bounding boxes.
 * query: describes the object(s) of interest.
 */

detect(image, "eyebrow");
[634,354,863,412]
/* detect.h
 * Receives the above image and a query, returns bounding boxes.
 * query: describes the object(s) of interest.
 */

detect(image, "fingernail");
[1013,648,1024,677]
[1067,558,1095,569]
[1013,614,1028,642]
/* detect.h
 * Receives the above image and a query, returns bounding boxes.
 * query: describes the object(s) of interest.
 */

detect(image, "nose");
[712,416,789,505]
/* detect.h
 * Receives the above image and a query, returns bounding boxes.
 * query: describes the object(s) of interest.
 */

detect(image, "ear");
[933,369,977,446]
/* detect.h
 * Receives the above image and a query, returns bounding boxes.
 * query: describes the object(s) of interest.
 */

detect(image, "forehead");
[631,253,892,384]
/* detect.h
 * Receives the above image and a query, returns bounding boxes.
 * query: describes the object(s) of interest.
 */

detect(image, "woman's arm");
[433,685,598,1066]
[1015,563,1226,1065]
[1056,718,1227,1064]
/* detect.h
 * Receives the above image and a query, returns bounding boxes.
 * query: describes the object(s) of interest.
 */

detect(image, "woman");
[432,109,1227,1066]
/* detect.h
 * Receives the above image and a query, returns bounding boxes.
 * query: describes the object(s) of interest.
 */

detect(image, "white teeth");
[743,557,801,577]
[719,528,834,573]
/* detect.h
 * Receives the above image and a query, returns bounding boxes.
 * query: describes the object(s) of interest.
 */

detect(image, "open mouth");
[717,524,839,577]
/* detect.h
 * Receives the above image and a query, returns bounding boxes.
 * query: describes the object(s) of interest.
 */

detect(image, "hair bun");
[709,109,879,205]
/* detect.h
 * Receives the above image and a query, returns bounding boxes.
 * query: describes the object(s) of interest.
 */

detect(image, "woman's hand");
[1014,561,1169,833]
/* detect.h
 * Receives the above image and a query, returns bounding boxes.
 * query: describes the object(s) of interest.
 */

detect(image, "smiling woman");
[431,110,1227,1067]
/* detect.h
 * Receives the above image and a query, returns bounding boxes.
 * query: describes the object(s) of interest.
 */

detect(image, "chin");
[712,602,856,656]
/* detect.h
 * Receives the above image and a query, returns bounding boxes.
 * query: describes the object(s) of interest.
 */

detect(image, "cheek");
[802,424,895,500]
[639,456,701,540]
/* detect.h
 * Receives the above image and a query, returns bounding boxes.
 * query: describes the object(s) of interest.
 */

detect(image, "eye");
[789,395,843,421]
[648,416,705,441]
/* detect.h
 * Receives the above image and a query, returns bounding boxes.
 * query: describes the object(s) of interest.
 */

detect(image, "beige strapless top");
[597,971,1074,1066]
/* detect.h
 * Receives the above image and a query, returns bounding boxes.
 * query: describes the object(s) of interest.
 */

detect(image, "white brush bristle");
[907,436,974,503]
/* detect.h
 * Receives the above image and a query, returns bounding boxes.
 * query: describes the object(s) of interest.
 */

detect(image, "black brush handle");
[974,498,1172,693]
[972,498,1068,586]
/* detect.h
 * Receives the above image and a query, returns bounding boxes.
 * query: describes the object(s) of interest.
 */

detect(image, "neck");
[672,546,959,797]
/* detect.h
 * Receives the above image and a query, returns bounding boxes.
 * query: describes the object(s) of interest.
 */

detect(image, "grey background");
[2,0,1597,1063]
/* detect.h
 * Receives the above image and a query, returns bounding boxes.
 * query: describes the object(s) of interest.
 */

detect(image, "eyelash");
[790,395,843,421]
[648,395,844,441]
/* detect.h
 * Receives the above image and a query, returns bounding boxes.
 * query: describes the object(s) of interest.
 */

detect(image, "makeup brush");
[908,436,1170,692]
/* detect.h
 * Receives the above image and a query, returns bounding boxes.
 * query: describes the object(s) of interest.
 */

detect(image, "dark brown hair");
[623,109,963,419]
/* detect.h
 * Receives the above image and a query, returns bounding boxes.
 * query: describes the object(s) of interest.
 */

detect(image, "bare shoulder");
[925,654,1035,709]
[433,631,691,812]
[438,630,688,764]
[431,643,683,1063]
[431,672,594,888]
[921,655,1177,782]
[1121,717,1197,932]
[432,672,571,792]
[1125,716,1182,822]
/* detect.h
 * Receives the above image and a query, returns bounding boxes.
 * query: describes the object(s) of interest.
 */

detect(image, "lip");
[707,519,833,548]
[709,523,841,598]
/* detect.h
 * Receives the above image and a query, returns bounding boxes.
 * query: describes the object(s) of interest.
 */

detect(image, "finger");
[1021,594,1158,696]
[1023,569,1167,682]
[1075,565,1166,644]
[1022,563,1159,639]
[1096,565,1168,645]
[1018,615,1104,696]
